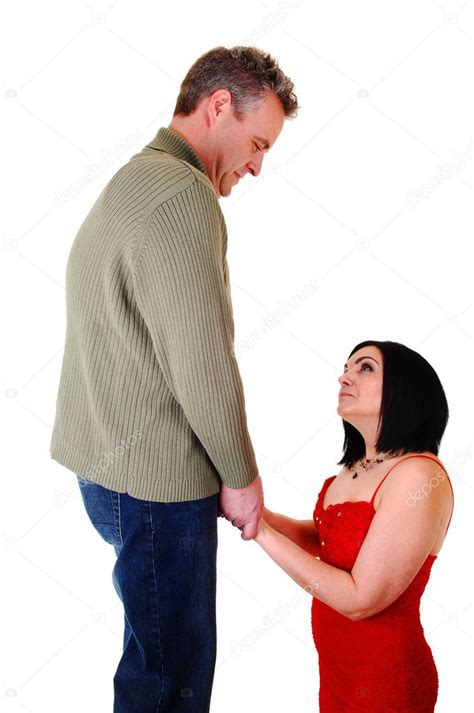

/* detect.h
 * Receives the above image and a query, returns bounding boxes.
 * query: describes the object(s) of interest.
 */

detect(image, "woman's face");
[337,345,384,425]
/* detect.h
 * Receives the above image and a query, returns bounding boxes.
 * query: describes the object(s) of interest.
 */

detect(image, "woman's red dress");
[311,454,454,712]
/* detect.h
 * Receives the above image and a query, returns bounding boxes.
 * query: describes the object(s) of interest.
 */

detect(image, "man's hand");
[219,475,264,540]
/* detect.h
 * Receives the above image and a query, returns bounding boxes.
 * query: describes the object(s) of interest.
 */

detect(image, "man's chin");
[219,175,239,198]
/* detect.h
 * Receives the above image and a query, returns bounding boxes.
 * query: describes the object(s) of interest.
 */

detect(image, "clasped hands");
[219,474,264,540]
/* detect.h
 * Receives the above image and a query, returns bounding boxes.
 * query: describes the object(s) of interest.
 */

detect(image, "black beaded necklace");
[350,456,389,479]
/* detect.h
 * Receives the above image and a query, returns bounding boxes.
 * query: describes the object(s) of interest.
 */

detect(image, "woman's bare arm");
[262,507,320,556]
[255,459,450,620]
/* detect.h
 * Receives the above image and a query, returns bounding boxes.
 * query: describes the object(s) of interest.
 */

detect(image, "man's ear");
[207,89,233,126]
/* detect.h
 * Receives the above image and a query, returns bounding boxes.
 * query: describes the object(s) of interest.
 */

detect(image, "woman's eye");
[342,362,373,375]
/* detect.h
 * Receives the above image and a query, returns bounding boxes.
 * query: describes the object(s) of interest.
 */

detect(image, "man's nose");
[246,153,264,177]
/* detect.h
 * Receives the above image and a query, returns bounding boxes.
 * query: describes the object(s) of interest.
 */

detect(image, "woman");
[255,340,454,712]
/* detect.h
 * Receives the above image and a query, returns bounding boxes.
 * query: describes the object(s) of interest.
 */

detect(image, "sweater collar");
[146,127,208,178]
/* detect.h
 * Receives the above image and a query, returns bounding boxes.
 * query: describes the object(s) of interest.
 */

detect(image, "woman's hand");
[239,511,268,542]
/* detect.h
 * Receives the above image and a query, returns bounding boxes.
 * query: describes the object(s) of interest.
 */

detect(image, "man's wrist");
[221,471,260,491]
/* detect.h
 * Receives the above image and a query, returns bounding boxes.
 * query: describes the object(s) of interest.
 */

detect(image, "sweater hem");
[50,442,221,503]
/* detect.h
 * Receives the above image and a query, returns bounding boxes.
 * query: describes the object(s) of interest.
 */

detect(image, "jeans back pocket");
[77,476,123,548]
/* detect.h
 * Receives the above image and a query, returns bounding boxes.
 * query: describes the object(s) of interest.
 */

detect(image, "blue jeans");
[76,476,218,712]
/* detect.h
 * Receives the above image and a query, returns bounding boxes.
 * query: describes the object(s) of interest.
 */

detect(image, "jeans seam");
[146,502,165,713]
[113,492,124,548]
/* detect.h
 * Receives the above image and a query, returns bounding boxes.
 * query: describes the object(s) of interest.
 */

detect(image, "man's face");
[211,91,285,198]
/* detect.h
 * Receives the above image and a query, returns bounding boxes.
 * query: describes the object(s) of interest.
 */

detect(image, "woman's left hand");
[239,513,267,541]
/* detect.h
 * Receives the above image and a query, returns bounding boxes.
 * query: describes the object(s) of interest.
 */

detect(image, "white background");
[1,0,472,711]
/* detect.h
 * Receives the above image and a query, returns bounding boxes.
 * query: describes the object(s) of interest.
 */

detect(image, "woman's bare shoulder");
[377,452,452,505]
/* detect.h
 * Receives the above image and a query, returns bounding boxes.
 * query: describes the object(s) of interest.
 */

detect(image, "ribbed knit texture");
[50,127,259,502]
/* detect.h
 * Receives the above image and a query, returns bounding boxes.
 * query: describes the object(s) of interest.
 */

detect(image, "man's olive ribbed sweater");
[50,127,258,502]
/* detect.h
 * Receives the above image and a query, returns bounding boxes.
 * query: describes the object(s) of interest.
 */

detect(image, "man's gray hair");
[173,46,299,119]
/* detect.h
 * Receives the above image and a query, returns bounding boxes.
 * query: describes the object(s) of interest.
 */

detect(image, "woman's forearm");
[262,507,320,555]
[255,520,360,620]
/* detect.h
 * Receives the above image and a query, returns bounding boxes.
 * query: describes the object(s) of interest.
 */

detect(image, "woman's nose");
[338,372,352,385]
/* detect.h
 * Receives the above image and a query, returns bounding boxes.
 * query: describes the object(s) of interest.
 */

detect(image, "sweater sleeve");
[132,179,259,489]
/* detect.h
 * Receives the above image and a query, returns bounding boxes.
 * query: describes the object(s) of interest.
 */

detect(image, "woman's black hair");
[338,340,449,468]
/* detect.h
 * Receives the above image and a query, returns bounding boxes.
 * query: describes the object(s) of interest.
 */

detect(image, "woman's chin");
[337,406,355,422]
[337,405,349,417]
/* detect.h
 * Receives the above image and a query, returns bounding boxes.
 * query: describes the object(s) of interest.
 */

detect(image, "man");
[50,46,298,712]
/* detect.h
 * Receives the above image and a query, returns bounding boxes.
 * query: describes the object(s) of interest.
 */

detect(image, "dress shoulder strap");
[369,454,453,513]
[318,475,336,505]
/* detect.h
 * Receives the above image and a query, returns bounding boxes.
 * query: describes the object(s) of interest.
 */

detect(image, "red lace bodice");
[310,454,454,712]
